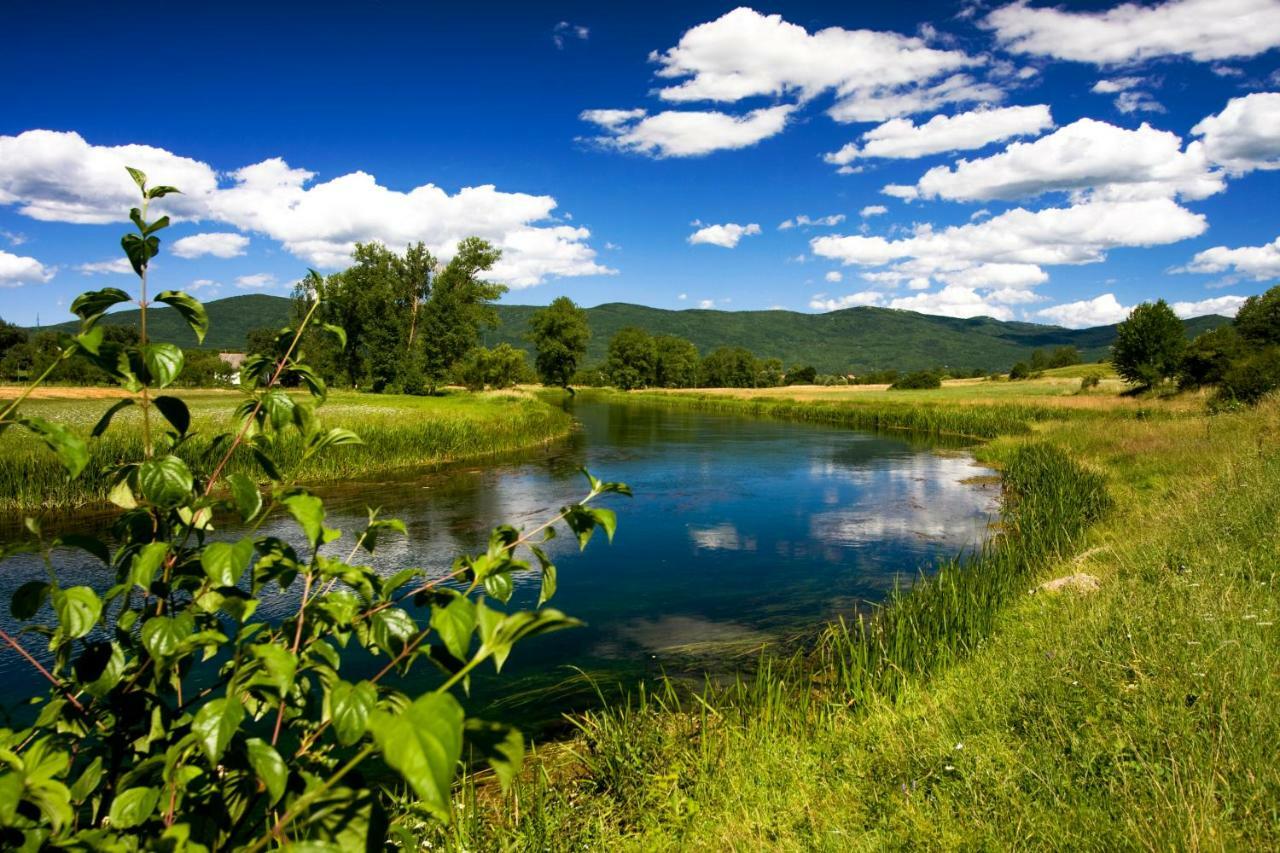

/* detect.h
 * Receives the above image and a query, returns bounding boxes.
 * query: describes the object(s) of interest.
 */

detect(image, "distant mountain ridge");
[29,294,1230,374]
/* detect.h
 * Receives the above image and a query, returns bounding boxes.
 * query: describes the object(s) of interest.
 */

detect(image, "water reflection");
[0,397,999,720]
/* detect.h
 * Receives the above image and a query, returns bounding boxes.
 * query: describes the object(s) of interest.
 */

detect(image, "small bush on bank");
[889,370,942,390]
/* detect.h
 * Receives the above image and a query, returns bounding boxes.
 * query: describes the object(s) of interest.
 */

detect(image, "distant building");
[218,352,246,386]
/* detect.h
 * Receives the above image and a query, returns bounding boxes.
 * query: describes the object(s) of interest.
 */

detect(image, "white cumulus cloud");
[860,205,888,218]
[1172,295,1249,317]
[77,258,134,275]
[688,222,762,248]
[987,0,1280,65]
[1191,92,1280,173]
[0,130,613,288]
[650,7,989,121]
[825,104,1053,164]
[1035,293,1131,328]
[1183,235,1280,279]
[900,118,1223,203]
[580,105,794,157]
[171,232,250,259]
[235,273,277,290]
[825,270,844,283]
[0,250,54,288]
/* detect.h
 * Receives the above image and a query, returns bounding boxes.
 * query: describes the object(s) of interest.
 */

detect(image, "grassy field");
[0,388,572,512]
[426,382,1279,849]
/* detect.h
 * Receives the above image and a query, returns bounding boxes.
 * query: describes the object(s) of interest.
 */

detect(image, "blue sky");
[1,0,1279,328]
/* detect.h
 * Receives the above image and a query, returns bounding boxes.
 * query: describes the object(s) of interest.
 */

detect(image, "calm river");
[0,397,1000,722]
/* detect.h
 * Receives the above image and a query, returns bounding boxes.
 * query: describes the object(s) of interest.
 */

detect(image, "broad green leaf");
[108,474,138,509]
[130,541,169,589]
[146,185,180,199]
[306,427,362,457]
[141,613,194,659]
[108,786,159,829]
[483,571,513,604]
[19,417,89,479]
[11,581,50,620]
[152,395,190,436]
[328,680,376,746]
[480,608,582,673]
[193,696,244,764]
[125,166,148,191]
[430,592,476,662]
[322,323,347,349]
[245,738,287,805]
[369,692,464,822]
[464,720,524,792]
[92,398,136,438]
[592,508,618,543]
[120,233,159,276]
[70,287,131,330]
[76,642,125,699]
[56,532,110,564]
[249,644,297,694]
[138,455,192,508]
[226,473,263,521]
[74,324,104,355]
[200,537,254,587]
[52,586,101,638]
[371,607,416,655]
[142,343,184,389]
[282,491,325,547]
[68,756,104,804]
[155,290,208,344]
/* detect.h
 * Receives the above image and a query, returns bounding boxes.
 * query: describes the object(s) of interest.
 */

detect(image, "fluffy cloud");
[809,284,1020,319]
[825,104,1053,164]
[1091,77,1145,94]
[824,270,843,283]
[235,273,277,290]
[1191,92,1280,173]
[809,290,883,311]
[779,214,846,230]
[688,222,761,248]
[580,105,794,157]
[1172,295,1249,317]
[0,130,613,288]
[650,7,988,122]
[698,299,716,309]
[987,0,1280,65]
[0,250,54,288]
[898,118,1223,202]
[1182,235,1280,279]
[1035,293,1131,328]
[171,232,249,259]
[860,205,888,218]
[0,130,217,224]
[1114,91,1165,114]
[77,258,134,275]
[810,198,1206,315]
[813,198,1206,269]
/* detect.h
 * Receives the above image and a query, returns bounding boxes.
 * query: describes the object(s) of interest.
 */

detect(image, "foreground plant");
[0,170,627,849]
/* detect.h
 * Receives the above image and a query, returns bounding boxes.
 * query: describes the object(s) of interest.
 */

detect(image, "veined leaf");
[245,738,287,805]
[193,696,244,764]
[52,586,101,638]
[19,417,89,479]
[138,455,193,508]
[155,290,208,344]
[328,680,376,746]
[369,692,464,822]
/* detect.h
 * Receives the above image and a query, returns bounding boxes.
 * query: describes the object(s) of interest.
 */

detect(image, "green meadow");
[0,388,571,512]
[422,385,1280,850]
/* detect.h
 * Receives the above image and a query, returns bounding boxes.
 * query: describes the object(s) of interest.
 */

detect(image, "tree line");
[1111,283,1280,405]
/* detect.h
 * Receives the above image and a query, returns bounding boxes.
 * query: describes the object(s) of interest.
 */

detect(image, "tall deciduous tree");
[604,327,657,390]
[1111,299,1186,389]
[419,237,507,390]
[528,296,590,390]
[653,334,700,388]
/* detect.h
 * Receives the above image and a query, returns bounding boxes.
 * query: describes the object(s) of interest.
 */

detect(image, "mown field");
[0,388,572,512]
[424,380,1280,850]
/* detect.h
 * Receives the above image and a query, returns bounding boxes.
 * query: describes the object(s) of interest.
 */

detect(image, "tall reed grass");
[617,390,1100,438]
[0,392,571,512]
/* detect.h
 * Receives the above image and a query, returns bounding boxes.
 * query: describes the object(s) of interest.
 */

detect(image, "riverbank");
[435,387,1280,849]
[0,388,573,512]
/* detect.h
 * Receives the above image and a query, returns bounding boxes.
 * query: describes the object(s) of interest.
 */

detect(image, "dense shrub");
[888,370,941,390]
[1111,300,1186,389]
[1215,346,1280,405]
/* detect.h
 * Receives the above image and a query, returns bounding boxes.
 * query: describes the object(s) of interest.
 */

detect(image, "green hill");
[31,295,1230,374]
